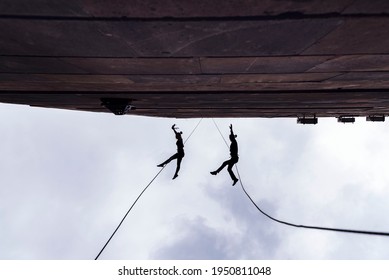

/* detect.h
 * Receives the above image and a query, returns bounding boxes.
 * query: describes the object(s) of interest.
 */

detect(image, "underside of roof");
[2,0,389,118]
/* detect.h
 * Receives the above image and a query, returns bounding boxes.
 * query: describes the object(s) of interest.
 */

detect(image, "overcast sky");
[1,103,389,260]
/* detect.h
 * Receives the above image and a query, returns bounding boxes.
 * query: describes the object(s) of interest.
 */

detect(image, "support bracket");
[297,115,318,125]
[101,98,136,115]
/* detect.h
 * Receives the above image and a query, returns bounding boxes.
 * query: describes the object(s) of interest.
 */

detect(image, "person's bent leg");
[227,162,239,186]
[158,153,178,167]
[216,160,230,173]
[211,159,229,175]
[173,155,183,179]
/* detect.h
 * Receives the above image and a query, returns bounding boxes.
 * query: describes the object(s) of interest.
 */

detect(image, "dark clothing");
[215,156,239,181]
[159,131,184,179]
[161,152,184,176]
[177,138,184,154]
[214,134,239,181]
[230,138,238,158]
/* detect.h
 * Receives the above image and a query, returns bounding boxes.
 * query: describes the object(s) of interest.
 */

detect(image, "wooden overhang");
[2,0,389,118]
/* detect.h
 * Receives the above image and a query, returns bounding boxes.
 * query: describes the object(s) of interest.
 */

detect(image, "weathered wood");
[1,1,389,118]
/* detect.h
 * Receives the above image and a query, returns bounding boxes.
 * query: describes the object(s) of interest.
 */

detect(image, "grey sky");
[1,103,389,260]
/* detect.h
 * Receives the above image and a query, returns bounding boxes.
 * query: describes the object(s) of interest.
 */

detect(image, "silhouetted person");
[157,124,184,180]
[210,124,239,186]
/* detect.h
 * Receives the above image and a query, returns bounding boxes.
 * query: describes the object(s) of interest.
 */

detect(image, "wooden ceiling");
[1,0,389,118]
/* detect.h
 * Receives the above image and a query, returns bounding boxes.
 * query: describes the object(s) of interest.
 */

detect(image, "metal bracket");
[101,98,136,115]
[297,115,318,125]
[366,115,385,122]
[338,116,355,123]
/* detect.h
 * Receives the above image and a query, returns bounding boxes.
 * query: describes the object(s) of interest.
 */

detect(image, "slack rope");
[211,118,389,237]
[95,118,203,260]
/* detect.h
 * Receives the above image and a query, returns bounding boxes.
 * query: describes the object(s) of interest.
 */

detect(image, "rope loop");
[211,118,389,238]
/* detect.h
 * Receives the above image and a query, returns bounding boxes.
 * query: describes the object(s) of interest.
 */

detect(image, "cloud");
[151,217,231,259]
[2,105,389,260]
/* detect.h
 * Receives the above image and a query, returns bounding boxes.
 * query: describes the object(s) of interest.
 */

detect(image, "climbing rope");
[184,118,203,145]
[95,118,203,260]
[211,118,389,237]
[212,118,229,147]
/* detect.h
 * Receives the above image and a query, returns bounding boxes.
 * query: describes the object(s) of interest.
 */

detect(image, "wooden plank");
[2,79,389,92]
[308,55,389,72]
[0,18,342,57]
[201,56,333,74]
[0,0,354,18]
[1,90,389,118]
[62,58,201,75]
[303,19,389,55]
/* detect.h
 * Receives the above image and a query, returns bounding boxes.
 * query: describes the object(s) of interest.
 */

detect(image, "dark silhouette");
[211,124,239,186]
[157,124,185,180]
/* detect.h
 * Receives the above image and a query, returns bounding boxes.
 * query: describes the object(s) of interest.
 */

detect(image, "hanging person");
[157,124,185,180]
[210,124,239,186]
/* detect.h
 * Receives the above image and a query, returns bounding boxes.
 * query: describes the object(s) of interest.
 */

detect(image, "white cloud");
[1,105,389,260]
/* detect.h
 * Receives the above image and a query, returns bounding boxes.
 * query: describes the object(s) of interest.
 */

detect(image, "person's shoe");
[157,163,164,167]
[210,171,217,175]
[172,174,178,180]
[232,179,239,186]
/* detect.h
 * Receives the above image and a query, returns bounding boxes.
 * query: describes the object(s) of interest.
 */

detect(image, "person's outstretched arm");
[172,124,183,138]
[172,124,179,135]
[229,124,234,138]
